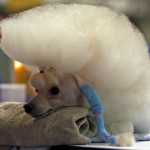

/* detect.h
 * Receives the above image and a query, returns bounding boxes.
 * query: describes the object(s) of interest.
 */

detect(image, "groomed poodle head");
[24,68,88,118]
[0,4,149,108]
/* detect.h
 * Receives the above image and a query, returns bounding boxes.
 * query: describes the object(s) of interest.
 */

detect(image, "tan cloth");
[0,102,97,148]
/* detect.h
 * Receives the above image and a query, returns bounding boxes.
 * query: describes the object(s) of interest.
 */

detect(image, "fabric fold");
[0,102,97,147]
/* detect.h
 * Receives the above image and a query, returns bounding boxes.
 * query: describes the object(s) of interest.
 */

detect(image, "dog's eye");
[35,89,39,93]
[50,87,59,95]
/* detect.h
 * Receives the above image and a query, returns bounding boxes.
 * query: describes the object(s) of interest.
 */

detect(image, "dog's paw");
[116,132,135,147]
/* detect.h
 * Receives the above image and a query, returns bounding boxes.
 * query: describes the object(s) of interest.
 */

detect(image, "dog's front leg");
[106,120,134,135]
[106,120,135,146]
[81,85,135,146]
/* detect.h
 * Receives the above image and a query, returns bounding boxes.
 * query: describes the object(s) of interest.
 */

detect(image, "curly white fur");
[0,4,150,134]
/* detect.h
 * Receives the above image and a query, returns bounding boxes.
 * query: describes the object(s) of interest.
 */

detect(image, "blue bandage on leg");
[81,84,117,144]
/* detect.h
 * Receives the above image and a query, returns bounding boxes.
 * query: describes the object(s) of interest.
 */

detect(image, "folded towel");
[0,102,97,149]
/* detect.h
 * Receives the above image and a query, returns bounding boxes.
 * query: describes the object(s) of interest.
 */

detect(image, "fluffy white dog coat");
[0,4,150,134]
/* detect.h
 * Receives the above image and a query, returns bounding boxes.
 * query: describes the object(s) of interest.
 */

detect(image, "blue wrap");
[81,84,117,144]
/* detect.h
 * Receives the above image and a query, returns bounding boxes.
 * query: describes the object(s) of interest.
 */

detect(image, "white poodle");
[0,4,150,137]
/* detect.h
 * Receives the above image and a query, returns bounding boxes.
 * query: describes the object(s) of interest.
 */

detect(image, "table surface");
[73,141,150,150]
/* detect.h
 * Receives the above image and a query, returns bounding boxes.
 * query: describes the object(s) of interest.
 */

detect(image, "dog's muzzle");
[24,103,35,114]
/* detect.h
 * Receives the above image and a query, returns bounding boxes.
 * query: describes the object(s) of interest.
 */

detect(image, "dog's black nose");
[24,103,35,114]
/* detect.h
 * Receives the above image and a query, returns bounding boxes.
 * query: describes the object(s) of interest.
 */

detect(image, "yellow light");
[14,61,23,69]
[7,0,44,14]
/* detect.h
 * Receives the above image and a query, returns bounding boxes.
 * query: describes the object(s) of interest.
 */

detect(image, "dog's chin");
[30,109,53,119]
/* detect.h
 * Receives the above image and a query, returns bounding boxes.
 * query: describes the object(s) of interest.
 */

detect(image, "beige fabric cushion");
[0,102,97,147]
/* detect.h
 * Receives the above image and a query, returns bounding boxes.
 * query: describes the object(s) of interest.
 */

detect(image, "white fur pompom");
[1,4,148,74]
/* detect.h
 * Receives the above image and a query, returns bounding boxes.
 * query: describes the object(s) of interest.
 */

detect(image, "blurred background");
[0,0,150,102]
